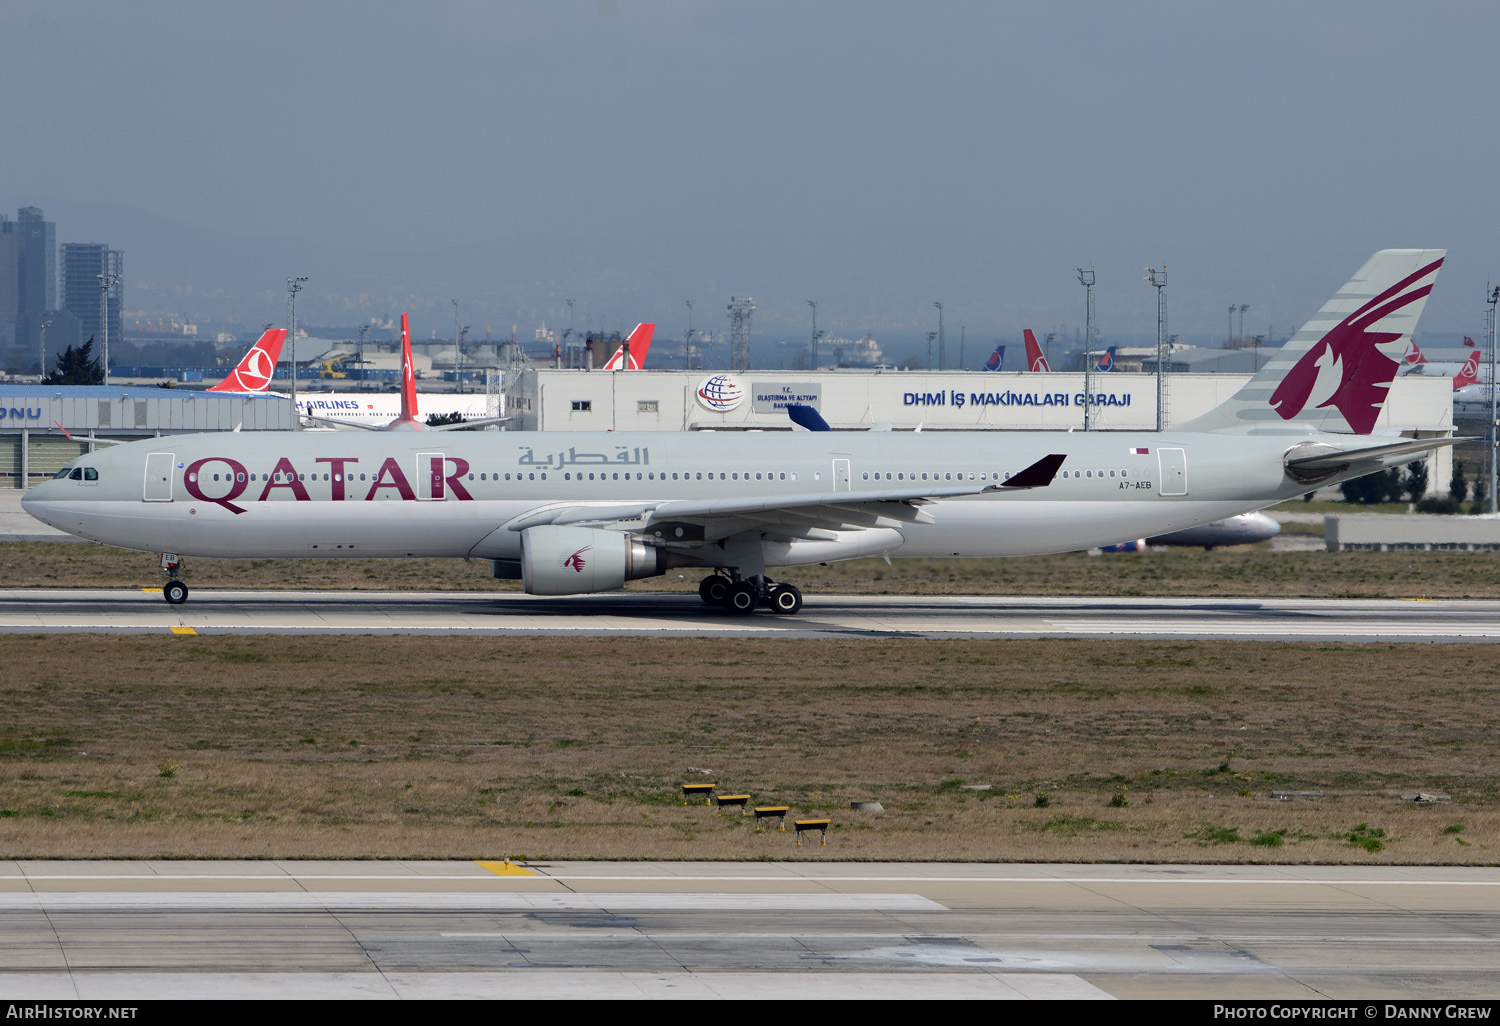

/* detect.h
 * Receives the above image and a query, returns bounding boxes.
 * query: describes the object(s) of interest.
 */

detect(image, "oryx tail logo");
[1268,257,1443,434]
[563,544,593,573]
[208,328,287,393]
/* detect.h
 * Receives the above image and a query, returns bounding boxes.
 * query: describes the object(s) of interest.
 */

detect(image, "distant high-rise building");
[15,207,55,318]
[0,218,17,347]
[61,242,123,347]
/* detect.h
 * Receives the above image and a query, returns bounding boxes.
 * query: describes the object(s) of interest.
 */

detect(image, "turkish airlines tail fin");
[1454,349,1482,390]
[1178,249,1446,435]
[1402,339,1429,367]
[1023,329,1050,372]
[604,323,655,370]
[207,328,287,393]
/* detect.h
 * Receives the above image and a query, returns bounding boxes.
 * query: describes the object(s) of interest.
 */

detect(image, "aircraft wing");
[504,454,1065,539]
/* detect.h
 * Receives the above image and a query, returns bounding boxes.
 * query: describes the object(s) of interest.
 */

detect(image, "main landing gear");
[161,553,189,605]
[698,573,803,616]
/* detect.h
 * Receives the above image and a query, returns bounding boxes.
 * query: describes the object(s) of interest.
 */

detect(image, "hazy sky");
[4,0,1497,345]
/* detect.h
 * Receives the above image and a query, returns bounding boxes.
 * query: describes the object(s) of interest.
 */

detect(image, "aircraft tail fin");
[398,312,419,424]
[983,345,1004,372]
[1095,346,1117,372]
[207,328,287,393]
[1178,249,1446,434]
[604,323,655,370]
[1023,329,1050,372]
[1454,350,1483,390]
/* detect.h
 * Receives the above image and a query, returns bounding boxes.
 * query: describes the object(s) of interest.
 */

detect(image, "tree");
[425,411,466,427]
[1403,460,1429,503]
[44,337,104,385]
[1451,458,1469,504]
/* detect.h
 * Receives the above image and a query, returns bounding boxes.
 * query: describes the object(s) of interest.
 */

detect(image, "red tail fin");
[604,322,656,370]
[207,328,287,392]
[399,313,419,422]
[1403,339,1428,366]
[1454,349,1482,390]
[1023,329,1050,372]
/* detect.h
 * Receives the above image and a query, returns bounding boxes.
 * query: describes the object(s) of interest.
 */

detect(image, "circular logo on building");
[696,374,745,412]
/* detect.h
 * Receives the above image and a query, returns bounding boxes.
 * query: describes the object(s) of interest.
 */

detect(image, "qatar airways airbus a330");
[25,250,1452,615]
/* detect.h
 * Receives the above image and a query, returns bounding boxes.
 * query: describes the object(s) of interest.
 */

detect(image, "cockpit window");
[68,468,83,481]
[84,468,98,481]
[53,466,73,479]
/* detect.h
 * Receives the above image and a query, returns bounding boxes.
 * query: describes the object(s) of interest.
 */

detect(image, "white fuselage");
[24,428,1322,566]
[294,391,494,426]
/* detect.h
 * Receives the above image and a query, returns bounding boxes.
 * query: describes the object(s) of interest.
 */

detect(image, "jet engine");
[519,525,666,596]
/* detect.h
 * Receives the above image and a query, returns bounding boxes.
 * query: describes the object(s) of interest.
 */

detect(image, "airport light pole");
[1488,284,1499,514]
[807,300,817,370]
[934,302,945,371]
[38,317,52,382]
[1076,268,1096,430]
[358,324,369,383]
[97,272,121,386]
[684,299,694,372]
[287,276,307,430]
[1146,266,1168,431]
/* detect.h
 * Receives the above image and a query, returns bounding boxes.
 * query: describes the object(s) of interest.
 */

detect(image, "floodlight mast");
[1488,284,1499,514]
[287,276,308,430]
[1076,267,1095,430]
[807,300,817,371]
[97,272,121,386]
[1146,266,1168,431]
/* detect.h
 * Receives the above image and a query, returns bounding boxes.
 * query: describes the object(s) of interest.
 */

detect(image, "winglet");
[786,403,832,431]
[207,327,287,393]
[999,453,1066,489]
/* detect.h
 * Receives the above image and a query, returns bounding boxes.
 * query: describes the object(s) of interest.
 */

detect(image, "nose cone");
[20,480,62,528]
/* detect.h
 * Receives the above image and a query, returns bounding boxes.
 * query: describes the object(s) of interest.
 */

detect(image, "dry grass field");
[1,634,1495,864]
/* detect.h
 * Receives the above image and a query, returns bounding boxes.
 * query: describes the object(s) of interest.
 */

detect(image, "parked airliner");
[24,250,1455,615]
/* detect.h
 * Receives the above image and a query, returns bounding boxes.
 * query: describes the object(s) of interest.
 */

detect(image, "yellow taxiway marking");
[170,626,197,635]
[141,587,161,593]
[476,860,539,877]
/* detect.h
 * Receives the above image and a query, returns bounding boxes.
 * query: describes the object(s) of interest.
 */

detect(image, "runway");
[3,861,1499,1000]
[1,588,1498,641]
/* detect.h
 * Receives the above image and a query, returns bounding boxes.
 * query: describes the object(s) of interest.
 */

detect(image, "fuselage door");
[1157,447,1188,496]
[143,452,175,502]
[417,452,444,500]
[832,458,851,491]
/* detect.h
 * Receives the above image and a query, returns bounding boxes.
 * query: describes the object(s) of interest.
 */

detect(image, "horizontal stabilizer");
[1285,436,1469,474]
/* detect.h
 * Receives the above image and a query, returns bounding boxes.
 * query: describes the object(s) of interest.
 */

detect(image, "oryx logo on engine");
[563,545,592,573]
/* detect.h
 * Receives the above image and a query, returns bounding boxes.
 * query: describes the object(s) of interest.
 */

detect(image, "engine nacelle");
[520,525,665,595]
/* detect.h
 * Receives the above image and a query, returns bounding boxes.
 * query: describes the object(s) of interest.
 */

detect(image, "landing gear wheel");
[699,575,730,605]
[768,584,803,615]
[724,581,759,615]
[163,580,189,605]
